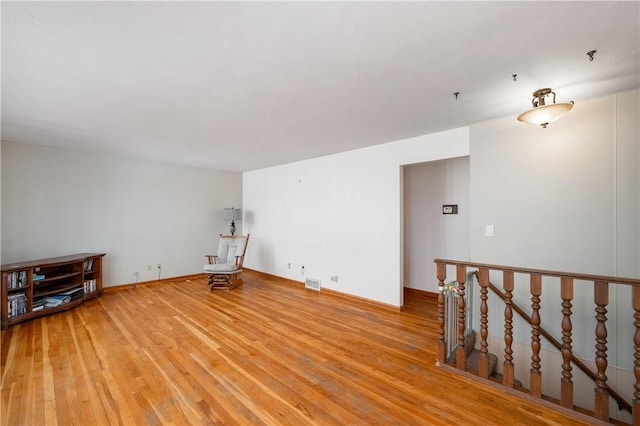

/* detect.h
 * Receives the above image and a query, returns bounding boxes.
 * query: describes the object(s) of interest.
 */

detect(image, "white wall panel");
[243,127,470,307]
[469,89,639,369]
[1,142,242,287]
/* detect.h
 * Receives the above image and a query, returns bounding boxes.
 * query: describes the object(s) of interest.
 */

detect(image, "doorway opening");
[402,156,470,301]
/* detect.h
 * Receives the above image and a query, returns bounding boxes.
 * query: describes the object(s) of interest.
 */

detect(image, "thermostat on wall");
[443,204,458,214]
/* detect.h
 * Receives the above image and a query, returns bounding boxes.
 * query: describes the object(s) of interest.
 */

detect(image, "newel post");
[436,262,446,364]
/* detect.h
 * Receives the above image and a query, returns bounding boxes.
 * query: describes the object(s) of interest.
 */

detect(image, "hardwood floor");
[2,271,593,425]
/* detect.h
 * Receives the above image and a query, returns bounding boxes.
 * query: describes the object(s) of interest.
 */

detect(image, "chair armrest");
[205,255,218,264]
[234,255,245,266]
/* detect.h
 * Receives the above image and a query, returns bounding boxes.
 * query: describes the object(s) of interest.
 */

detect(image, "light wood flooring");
[2,271,594,425]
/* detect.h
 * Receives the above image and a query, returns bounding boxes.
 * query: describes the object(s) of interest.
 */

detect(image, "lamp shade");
[517,88,574,128]
[224,208,242,221]
[517,102,574,128]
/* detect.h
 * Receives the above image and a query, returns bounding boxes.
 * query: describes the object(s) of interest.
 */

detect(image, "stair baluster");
[530,273,542,397]
[503,271,514,388]
[560,276,574,408]
[594,280,609,420]
[478,268,490,379]
[456,265,467,370]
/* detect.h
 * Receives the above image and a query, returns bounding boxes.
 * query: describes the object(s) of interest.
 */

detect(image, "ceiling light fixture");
[517,88,574,128]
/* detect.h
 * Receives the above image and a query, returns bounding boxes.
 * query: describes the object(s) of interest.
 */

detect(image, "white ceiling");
[2,1,639,172]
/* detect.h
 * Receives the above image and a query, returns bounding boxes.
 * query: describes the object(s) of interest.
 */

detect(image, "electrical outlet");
[134,271,139,277]
[301,266,305,276]
[147,264,152,271]
[288,263,291,269]
[157,263,162,269]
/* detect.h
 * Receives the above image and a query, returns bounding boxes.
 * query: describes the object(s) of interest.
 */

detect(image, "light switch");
[485,225,495,237]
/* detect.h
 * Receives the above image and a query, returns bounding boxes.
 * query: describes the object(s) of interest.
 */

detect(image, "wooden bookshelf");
[1,253,105,329]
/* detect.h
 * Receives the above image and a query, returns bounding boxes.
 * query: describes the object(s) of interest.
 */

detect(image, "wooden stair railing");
[435,258,640,425]
[486,278,631,414]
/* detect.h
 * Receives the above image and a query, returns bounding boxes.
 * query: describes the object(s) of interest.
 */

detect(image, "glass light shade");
[517,102,574,128]
[223,208,242,221]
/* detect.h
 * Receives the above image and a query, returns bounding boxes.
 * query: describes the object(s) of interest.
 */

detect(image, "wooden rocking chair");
[203,234,249,291]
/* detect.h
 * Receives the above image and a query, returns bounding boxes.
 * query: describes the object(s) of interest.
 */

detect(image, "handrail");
[485,277,632,413]
[434,258,640,286]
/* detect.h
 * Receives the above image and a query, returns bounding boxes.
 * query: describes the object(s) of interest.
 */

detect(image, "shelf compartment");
[5,298,85,326]
[34,283,83,298]
[34,271,82,285]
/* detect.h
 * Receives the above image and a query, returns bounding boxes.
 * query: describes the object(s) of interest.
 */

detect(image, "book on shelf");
[41,295,72,307]
[33,274,45,281]
[32,298,46,312]
[83,258,94,272]
[57,287,84,301]
[83,278,97,293]
[7,271,28,289]
[7,292,27,317]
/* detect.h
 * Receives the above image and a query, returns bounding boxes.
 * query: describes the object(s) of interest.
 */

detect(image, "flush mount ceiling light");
[517,88,574,128]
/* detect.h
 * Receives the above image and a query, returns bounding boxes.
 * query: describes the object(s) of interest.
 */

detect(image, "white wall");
[469,89,639,370]
[1,141,242,287]
[615,90,640,279]
[243,127,470,307]
[403,157,470,292]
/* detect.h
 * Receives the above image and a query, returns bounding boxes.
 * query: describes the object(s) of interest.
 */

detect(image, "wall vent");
[305,278,321,291]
